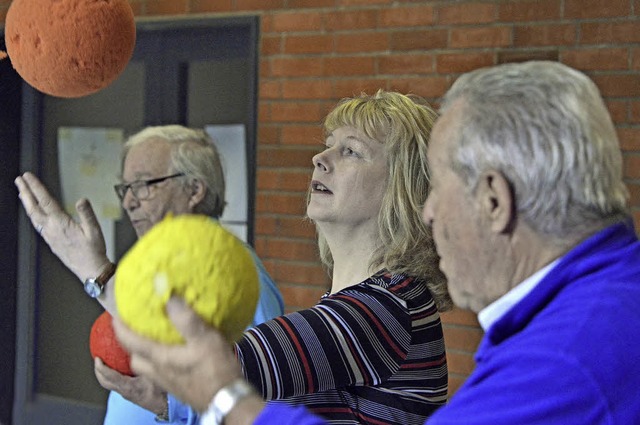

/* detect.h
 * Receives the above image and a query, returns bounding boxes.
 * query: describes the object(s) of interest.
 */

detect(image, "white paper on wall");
[57,127,124,259]
[205,124,248,223]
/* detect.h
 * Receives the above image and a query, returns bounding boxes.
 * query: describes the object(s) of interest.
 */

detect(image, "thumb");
[166,297,212,342]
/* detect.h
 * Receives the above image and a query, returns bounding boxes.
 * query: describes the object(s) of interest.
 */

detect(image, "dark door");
[9,16,259,425]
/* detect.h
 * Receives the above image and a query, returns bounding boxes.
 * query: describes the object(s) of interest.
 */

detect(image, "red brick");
[498,0,561,22]
[324,56,376,76]
[255,215,279,236]
[273,262,329,286]
[514,23,577,46]
[325,10,378,31]
[618,128,640,151]
[633,48,640,71]
[284,34,334,54]
[270,57,325,78]
[450,27,512,49]
[287,0,336,7]
[633,211,640,235]
[561,48,629,71]
[441,308,480,327]
[263,238,319,261]
[258,147,317,168]
[623,155,640,179]
[191,0,233,13]
[389,76,450,100]
[628,183,640,208]
[339,0,390,5]
[378,53,435,75]
[146,0,188,15]
[631,101,640,123]
[261,14,274,33]
[256,192,308,215]
[281,124,324,145]
[379,5,435,28]
[497,50,559,64]
[271,11,323,32]
[128,2,144,16]
[446,350,476,375]
[581,21,640,45]
[258,103,271,123]
[438,2,496,25]
[443,325,484,352]
[334,78,391,98]
[436,52,495,74]
[448,375,468,395]
[257,125,280,146]
[261,35,282,56]
[260,80,282,100]
[335,32,389,53]
[605,100,629,124]
[282,80,335,100]
[279,170,313,192]
[393,29,448,52]
[260,59,271,79]
[280,284,327,310]
[278,216,317,239]
[271,101,327,123]
[591,74,640,97]
[235,0,285,11]
[565,0,630,19]
[256,169,281,190]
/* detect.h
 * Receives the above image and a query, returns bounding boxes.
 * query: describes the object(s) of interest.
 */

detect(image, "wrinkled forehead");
[122,138,173,180]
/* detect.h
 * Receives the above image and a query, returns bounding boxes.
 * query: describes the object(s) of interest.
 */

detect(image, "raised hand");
[14,172,116,310]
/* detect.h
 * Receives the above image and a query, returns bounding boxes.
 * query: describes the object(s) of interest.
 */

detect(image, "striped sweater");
[234,270,448,425]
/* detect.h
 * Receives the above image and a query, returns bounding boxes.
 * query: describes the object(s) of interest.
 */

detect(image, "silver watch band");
[201,379,254,425]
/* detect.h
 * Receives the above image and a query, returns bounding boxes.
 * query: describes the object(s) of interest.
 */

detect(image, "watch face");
[85,280,102,298]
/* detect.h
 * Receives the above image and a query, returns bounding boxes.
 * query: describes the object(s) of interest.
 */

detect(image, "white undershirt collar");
[477,258,561,332]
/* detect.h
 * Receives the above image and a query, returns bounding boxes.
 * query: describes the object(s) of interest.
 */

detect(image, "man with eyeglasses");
[14,125,284,425]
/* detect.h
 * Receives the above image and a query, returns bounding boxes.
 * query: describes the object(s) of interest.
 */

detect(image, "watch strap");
[201,379,254,425]
[94,262,117,285]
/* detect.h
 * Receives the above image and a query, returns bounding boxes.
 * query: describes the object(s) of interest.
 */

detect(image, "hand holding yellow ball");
[115,215,259,344]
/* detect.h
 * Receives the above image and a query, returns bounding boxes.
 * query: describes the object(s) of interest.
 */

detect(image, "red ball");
[4,0,136,98]
[90,311,134,377]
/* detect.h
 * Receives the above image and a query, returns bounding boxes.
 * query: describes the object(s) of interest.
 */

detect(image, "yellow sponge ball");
[115,215,259,344]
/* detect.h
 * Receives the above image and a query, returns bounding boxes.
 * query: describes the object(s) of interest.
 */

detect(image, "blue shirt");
[238,220,640,425]
[103,247,284,425]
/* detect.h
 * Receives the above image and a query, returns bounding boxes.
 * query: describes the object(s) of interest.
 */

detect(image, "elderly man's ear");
[188,179,206,208]
[477,170,516,234]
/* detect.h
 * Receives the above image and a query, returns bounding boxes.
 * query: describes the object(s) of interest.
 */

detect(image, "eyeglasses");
[114,173,185,201]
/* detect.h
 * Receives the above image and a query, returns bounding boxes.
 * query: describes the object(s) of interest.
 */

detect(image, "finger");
[15,176,45,221]
[166,296,214,342]
[129,354,159,381]
[75,198,103,239]
[21,172,64,215]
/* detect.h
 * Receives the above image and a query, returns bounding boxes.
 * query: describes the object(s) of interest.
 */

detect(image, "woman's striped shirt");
[234,270,448,425]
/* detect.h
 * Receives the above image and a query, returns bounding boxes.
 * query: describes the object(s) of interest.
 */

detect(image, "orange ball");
[4,0,136,98]
[90,311,134,377]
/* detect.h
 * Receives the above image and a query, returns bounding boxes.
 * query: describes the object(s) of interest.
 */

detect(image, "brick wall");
[2,0,639,394]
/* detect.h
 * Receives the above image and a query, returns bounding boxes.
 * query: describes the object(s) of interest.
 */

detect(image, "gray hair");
[123,125,226,218]
[441,61,629,238]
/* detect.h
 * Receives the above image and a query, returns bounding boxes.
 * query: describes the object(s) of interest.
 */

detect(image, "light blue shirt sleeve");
[103,246,284,425]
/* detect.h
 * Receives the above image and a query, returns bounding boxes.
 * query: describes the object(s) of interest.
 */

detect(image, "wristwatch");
[83,262,117,298]
[201,379,255,425]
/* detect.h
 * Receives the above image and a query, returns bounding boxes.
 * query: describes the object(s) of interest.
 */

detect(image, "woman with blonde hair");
[116,90,451,425]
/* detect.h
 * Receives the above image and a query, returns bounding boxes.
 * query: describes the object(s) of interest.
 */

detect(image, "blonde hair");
[315,90,451,311]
